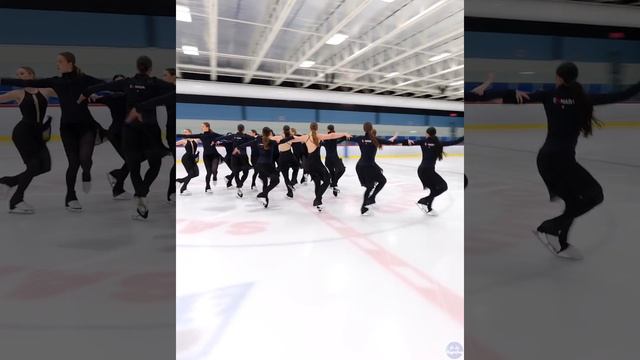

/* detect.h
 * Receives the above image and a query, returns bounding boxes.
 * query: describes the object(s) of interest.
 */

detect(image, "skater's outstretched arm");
[317,132,351,141]
[403,138,426,146]
[0,90,22,103]
[80,78,127,100]
[0,77,58,89]
[441,136,464,146]
[377,132,398,145]
[589,81,640,105]
[134,91,175,110]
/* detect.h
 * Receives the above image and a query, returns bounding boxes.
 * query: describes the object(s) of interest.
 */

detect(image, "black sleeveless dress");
[13,90,48,161]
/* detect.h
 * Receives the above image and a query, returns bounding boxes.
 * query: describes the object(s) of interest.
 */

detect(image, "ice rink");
[466,125,640,360]
[0,138,176,359]
[176,146,464,360]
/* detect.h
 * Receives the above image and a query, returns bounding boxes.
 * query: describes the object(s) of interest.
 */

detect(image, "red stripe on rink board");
[295,196,464,327]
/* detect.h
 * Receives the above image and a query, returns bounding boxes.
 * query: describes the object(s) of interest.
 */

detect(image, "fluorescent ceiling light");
[326,33,349,45]
[176,5,192,22]
[449,80,464,86]
[385,72,400,78]
[299,60,316,68]
[519,71,535,75]
[380,0,395,2]
[182,45,199,55]
[429,52,451,61]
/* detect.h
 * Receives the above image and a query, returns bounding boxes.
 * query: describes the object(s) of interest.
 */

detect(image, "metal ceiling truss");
[177,0,464,101]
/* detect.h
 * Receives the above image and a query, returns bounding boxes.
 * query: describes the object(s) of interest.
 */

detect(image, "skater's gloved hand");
[77,94,87,104]
[88,94,100,103]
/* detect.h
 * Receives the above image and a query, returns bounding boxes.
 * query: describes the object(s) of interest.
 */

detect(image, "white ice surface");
[176,151,464,360]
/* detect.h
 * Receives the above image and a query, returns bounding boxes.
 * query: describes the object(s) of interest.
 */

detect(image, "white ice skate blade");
[9,202,35,214]
[416,203,429,215]
[556,245,584,260]
[132,207,149,221]
[180,191,192,196]
[532,230,583,260]
[113,191,133,200]
[66,200,83,212]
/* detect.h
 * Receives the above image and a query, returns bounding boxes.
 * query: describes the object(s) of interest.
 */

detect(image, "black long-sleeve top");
[82,73,174,125]
[229,133,255,156]
[1,71,103,125]
[322,136,347,159]
[94,92,127,130]
[181,130,224,156]
[134,87,176,130]
[404,136,464,168]
[351,134,396,165]
[503,82,640,152]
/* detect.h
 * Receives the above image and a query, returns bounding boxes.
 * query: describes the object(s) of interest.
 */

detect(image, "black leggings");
[257,163,279,198]
[179,153,199,191]
[123,123,163,198]
[278,151,299,188]
[1,120,51,208]
[418,166,448,206]
[308,165,330,204]
[107,125,129,194]
[60,122,96,203]
[231,155,250,188]
[537,154,604,247]
[250,155,259,187]
[203,153,220,188]
[357,164,387,204]
[325,156,345,187]
[167,129,176,197]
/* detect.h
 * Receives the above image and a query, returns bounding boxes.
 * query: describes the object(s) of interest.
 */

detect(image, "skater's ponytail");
[556,62,601,137]
[363,122,381,149]
[427,127,444,161]
[262,127,271,149]
[310,122,320,146]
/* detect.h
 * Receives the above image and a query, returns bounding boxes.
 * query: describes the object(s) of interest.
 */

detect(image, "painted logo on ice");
[176,283,253,360]
[446,341,464,359]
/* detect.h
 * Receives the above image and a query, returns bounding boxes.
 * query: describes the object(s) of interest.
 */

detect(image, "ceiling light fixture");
[299,60,316,68]
[176,5,192,22]
[182,45,199,55]
[326,33,349,45]
[429,52,451,61]
[449,80,464,86]
[385,72,400,78]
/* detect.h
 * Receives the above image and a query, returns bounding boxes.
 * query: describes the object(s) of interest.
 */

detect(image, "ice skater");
[277,125,300,199]
[350,122,398,215]
[403,128,463,215]
[0,66,56,213]
[175,129,200,195]
[322,124,347,197]
[1,52,106,211]
[503,62,640,259]
[290,122,350,211]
